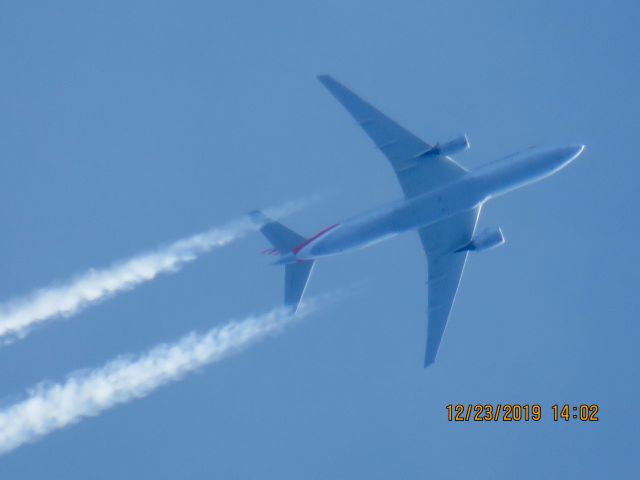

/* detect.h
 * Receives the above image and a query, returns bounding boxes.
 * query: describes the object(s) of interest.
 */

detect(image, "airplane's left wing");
[317,75,468,198]
[419,207,480,366]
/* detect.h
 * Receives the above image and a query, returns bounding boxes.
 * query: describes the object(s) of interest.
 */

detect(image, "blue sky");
[0,0,638,478]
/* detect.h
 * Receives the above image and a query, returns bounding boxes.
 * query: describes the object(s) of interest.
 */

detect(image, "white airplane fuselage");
[294,145,583,260]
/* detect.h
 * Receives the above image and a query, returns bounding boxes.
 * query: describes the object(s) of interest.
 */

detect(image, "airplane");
[250,75,584,367]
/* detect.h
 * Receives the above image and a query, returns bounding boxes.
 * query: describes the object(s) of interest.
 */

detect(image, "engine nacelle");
[456,227,505,253]
[419,134,470,158]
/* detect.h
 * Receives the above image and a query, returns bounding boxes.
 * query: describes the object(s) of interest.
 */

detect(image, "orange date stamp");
[445,404,599,422]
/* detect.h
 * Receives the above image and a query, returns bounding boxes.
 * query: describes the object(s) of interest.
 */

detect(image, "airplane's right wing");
[418,207,480,366]
[317,75,468,198]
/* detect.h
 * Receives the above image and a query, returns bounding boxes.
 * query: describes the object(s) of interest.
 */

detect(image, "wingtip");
[424,350,437,368]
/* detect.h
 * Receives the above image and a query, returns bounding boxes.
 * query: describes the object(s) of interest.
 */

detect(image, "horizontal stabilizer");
[250,210,315,313]
[248,210,305,254]
[285,261,315,313]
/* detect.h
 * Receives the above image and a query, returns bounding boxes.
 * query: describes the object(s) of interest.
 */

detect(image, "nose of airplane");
[566,144,585,159]
[544,144,584,171]
[558,144,585,164]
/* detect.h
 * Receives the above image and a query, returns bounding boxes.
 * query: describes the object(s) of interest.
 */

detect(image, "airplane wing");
[419,207,480,366]
[317,75,468,198]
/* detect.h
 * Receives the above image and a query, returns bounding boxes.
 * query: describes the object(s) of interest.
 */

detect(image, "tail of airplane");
[248,211,315,313]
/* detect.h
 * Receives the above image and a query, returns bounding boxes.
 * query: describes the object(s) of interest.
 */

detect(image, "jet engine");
[419,134,470,158]
[456,227,505,252]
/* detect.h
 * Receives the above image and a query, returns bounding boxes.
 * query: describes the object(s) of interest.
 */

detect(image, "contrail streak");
[0,202,304,341]
[0,301,318,455]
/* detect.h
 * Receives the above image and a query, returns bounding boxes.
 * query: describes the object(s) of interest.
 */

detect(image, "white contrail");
[0,301,319,455]
[0,202,304,341]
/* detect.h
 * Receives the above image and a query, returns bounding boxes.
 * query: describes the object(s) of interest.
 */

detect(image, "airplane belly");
[304,223,396,257]
[302,206,419,258]
[297,182,484,260]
